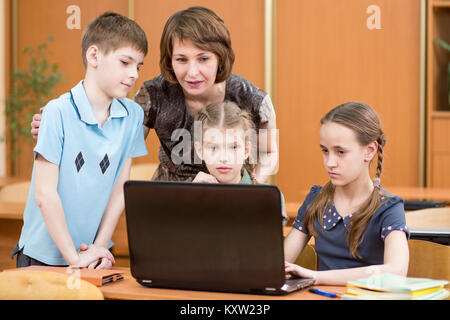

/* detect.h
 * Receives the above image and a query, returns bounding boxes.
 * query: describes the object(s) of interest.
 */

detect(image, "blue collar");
[70,80,128,125]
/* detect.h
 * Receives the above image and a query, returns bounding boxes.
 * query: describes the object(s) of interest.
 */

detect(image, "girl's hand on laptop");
[285,261,317,283]
[193,172,219,183]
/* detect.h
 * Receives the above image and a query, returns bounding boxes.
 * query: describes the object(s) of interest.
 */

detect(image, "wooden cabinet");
[426,1,450,187]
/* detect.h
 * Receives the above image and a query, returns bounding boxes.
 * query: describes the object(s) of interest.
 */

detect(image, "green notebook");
[347,273,448,292]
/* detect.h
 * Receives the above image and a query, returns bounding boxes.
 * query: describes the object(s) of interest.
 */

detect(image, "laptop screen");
[124,180,286,293]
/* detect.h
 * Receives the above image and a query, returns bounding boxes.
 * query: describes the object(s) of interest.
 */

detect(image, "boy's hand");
[76,243,115,268]
[30,107,44,140]
[90,257,113,270]
[192,172,219,183]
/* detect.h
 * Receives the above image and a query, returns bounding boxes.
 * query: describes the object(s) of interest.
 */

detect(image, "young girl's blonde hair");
[303,101,387,259]
[194,100,256,180]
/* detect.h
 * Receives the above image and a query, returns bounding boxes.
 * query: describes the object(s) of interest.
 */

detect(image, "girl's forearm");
[315,264,406,286]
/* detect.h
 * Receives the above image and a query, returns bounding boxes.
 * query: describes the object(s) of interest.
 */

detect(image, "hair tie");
[372,177,381,187]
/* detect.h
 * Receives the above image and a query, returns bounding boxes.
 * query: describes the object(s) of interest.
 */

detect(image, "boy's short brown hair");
[160,6,235,84]
[81,12,148,68]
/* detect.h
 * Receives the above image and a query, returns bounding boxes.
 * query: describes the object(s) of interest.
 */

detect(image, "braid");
[374,133,386,186]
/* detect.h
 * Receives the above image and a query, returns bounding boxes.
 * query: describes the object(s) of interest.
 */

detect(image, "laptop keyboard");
[281,278,315,292]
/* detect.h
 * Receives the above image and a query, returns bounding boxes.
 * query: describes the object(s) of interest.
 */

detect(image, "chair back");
[408,239,450,286]
[129,163,158,181]
[294,244,317,270]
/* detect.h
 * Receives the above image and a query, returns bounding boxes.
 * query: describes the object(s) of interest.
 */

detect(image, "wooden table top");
[100,268,343,300]
[384,186,450,202]
[405,207,450,228]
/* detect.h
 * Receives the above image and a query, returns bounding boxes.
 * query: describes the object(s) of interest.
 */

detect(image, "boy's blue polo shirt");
[18,80,148,265]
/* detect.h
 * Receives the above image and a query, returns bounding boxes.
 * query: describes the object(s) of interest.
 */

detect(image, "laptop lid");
[124,180,286,293]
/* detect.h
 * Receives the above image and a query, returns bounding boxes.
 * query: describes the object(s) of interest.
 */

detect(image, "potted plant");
[4,36,64,175]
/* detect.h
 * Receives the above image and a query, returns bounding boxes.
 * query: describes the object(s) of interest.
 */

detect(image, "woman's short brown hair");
[160,6,235,84]
[81,12,148,68]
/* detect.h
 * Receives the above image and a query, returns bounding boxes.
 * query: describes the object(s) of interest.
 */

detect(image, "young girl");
[284,101,410,285]
[192,100,288,225]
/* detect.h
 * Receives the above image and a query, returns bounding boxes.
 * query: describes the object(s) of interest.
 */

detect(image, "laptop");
[123,180,315,295]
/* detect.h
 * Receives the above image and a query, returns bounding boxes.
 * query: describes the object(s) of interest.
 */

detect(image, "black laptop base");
[135,277,315,296]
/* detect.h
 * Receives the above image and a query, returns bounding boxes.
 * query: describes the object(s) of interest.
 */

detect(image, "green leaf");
[436,38,450,51]
[3,34,64,161]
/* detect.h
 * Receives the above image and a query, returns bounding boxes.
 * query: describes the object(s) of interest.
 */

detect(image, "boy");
[12,12,148,269]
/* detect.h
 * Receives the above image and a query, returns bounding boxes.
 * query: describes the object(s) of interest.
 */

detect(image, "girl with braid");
[192,100,289,225]
[284,102,410,285]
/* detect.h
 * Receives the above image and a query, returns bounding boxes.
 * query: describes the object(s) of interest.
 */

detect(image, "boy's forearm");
[94,197,125,249]
[36,192,80,266]
[94,158,132,249]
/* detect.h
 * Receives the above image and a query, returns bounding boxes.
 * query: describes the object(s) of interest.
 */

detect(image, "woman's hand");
[192,172,219,183]
[30,107,44,140]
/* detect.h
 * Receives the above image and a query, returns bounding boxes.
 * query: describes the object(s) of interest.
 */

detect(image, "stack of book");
[341,273,449,300]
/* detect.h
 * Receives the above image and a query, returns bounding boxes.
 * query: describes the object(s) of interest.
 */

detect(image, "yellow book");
[343,284,445,300]
[342,273,449,300]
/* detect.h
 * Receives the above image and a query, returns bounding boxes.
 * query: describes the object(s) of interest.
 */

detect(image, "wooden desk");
[0,201,25,271]
[384,186,450,203]
[285,186,450,220]
[0,201,25,220]
[100,268,343,300]
[406,208,450,229]
[0,177,27,190]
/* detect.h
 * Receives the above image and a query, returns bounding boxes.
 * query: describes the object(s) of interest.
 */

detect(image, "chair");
[0,270,103,300]
[0,181,30,202]
[407,239,450,285]
[294,244,317,271]
[129,162,159,181]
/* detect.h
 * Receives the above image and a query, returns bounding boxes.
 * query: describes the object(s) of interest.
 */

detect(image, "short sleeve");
[134,83,154,129]
[34,102,64,165]
[379,197,410,241]
[258,95,276,128]
[292,185,322,235]
[128,106,148,159]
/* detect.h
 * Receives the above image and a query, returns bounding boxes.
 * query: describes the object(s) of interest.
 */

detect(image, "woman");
[31,6,278,183]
